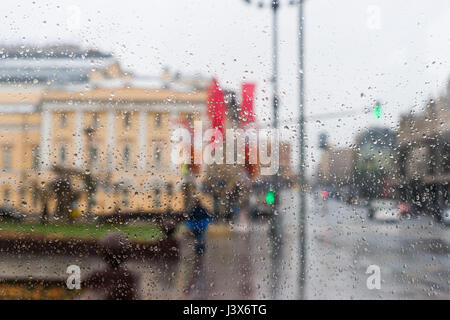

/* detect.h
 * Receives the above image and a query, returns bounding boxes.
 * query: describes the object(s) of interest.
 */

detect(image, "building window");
[154,145,161,163]
[59,145,66,164]
[155,113,161,127]
[32,186,39,207]
[124,113,131,129]
[167,183,173,197]
[32,146,40,171]
[2,147,11,171]
[123,145,130,166]
[60,113,67,127]
[122,189,129,207]
[88,146,98,167]
[428,145,437,175]
[4,188,10,204]
[154,188,161,207]
[88,192,96,207]
[92,113,99,129]
[186,114,193,127]
[443,143,450,173]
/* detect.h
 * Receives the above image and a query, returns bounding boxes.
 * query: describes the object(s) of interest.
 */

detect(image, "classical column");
[106,109,116,172]
[40,108,52,171]
[170,110,178,172]
[138,110,147,171]
[74,110,84,168]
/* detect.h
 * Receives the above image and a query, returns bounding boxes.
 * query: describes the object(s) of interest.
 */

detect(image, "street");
[0,188,448,299]
[177,188,449,299]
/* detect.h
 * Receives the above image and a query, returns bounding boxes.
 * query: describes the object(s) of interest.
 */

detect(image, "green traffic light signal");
[266,190,275,205]
[374,102,382,119]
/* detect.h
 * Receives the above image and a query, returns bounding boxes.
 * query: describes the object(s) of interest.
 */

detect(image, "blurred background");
[0,0,448,300]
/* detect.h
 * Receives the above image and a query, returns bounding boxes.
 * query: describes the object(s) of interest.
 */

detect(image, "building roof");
[41,87,207,103]
[0,45,209,106]
[0,45,116,85]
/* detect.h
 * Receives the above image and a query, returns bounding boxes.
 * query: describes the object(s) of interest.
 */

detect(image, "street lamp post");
[297,0,307,300]
[270,0,282,300]
[243,0,282,299]
[243,0,308,299]
[272,0,279,133]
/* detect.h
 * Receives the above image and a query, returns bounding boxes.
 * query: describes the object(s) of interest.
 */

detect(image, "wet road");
[179,189,450,299]
[0,188,448,299]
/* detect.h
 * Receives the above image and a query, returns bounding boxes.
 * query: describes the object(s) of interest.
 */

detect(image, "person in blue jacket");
[185,198,212,256]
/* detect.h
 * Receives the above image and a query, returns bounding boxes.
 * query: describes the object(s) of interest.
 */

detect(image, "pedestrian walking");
[185,198,212,256]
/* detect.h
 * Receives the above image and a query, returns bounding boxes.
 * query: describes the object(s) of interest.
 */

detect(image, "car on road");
[368,199,401,222]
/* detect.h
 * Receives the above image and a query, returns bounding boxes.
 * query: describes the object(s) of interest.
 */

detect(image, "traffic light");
[374,102,382,119]
[266,189,275,205]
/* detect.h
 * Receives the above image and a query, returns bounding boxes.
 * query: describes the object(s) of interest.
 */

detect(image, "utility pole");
[243,0,282,299]
[270,0,282,300]
[244,0,309,299]
[298,0,307,300]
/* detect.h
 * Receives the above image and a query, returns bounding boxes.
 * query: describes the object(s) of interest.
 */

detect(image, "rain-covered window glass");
[1,0,449,304]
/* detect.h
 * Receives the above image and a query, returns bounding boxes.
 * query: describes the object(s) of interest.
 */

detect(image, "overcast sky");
[2,0,450,174]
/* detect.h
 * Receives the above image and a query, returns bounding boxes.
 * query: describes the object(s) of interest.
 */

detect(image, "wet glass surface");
[0,0,449,300]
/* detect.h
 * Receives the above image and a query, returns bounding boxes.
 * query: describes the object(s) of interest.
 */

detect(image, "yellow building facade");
[0,87,210,219]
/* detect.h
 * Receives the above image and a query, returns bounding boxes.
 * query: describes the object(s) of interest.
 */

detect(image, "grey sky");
[2,0,450,174]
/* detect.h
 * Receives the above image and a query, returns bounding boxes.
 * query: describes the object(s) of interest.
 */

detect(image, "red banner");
[241,83,256,126]
[207,78,226,137]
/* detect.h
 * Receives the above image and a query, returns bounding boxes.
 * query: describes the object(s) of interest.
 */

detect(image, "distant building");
[354,127,397,198]
[0,45,125,89]
[397,92,450,212]
[0,44,214,217]
[279,142,295,184]
[316,147,355,189]
[316,127,398,199]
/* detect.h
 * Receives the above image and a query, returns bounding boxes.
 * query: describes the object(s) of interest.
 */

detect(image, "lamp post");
[297,0,307,300]
[243,0,281,299]
[243,0,308,299]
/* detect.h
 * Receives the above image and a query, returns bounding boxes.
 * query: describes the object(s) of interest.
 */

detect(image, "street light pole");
[270,0,282,300]
[272,0,279,131]
[298,0,307,300]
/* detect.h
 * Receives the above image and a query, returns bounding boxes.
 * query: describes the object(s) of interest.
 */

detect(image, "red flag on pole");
[207,78,226,149]
[240,83,259,179]
[241,83,256,126]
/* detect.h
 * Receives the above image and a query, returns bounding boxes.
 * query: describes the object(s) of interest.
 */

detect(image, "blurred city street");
[1,1,450,302]
[0,188,448,299]
[177,188,449,300]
